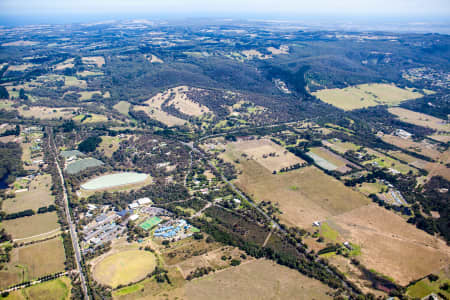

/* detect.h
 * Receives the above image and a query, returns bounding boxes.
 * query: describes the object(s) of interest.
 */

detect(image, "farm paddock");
[223,143,369,227]
[329,204,449,286]
[225,138,306,173]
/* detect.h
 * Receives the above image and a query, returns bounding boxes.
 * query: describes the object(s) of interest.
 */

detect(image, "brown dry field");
[166,86,211,117]
[135,91,186,127]
[1,212,60,240]
[389,107,449,132]
[227,138,305,173]
[182,259,332,300]
[82,56,105,67]
[18,106,77,120]
[161,236,222,266]
[430,133,450,143]
[0,237,66,289]
[381,134,443,160]
[241,49,271,60]
[267,45,289,55]
[54,58,74,70]
[311,146,359,173]
[3,174,54,213]
[328,204,450,285]
[175,247,253,279]
[223,145,369,227]
[388,150,450,180]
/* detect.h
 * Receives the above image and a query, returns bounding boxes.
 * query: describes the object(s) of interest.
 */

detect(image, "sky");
[0,0,449,24]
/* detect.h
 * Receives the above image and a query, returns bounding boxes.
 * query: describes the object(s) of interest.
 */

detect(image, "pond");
[81,172,149,190]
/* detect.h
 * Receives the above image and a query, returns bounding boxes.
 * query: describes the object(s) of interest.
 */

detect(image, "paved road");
[49,130,89,299]
[182,137,356,294]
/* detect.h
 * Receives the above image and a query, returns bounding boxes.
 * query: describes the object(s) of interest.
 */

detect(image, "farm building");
[394,129,412,139]
[137,197,152,205]
[129,202,139,209]
[129,214,139,221]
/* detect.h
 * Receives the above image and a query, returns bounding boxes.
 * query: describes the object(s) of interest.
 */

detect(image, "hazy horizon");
[0,0,449,28]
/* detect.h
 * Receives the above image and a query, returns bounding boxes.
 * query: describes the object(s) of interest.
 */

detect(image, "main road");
[49,129,89,299]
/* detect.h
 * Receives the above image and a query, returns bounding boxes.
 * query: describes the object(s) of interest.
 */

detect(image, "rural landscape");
[0,5,449,300]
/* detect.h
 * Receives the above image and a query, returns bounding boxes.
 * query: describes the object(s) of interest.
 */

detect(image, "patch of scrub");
[81,172,149,190]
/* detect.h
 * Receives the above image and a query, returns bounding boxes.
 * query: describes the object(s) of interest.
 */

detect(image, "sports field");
[140,217,162,231]
[313,83,422,110]
[92,250,156,288]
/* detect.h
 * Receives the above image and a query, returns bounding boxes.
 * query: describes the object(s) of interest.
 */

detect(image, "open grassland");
[381,134,443,160]
[329,204,450,286]
[63,76,87,88]
[356,180,387,196]
[406,269,450,299]
[226,139,305,173]
[167,86,211,117]
[24,276,71,300]
[72,113,108,124]
[7,64,37,72]
[78,91,102,101]
[1,212,60,241]
[389,107,449,132]
[3,175,54,214]
[309,147,358,173]
[161,236,222,266]
[113,266,184,299]
[223,145,369,227]
[17,106,76,120]
[135,92,186,127]
[77,71,104,77]
[241,50,271,60]
[0,276,71,300]
[322,139,361,154]
[98,136,122,157]
[364,148,418,174]
[183,259,332,300]
[92,250,156,288]
[313,83,422,110]
[0,237,66,289]
[82,56,105,67]
[175,246,252,279]
[267,45,289,55]
[113,101,131,115]
[54,58,74,70]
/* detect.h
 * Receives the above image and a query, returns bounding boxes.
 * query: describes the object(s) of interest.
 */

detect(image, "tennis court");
[139,216,162,231]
